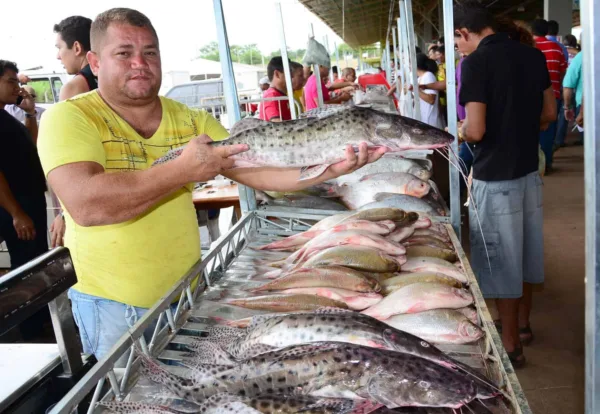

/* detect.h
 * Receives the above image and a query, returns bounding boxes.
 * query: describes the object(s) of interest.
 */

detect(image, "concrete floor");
[513,144,585,413]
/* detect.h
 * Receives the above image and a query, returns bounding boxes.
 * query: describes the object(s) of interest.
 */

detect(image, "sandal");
[506,345,526,369]
[493,320,534,346]
[519,325,534,346]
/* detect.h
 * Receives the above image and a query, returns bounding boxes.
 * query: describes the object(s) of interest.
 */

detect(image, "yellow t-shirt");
[37,91,229,308]
[436,62,447,106]
[293,89,304,113]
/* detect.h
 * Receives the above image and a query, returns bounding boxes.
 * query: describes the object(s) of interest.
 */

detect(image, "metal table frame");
[49,210,530,413]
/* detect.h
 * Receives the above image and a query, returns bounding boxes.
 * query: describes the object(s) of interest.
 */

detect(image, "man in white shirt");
[5,86,46,124]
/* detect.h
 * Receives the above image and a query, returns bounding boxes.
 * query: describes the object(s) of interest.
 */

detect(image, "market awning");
[299,0,546,49]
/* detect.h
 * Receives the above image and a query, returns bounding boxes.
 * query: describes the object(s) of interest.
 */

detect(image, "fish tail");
[138,351,191,395]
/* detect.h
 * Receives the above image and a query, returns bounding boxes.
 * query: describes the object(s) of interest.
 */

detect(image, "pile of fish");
[100,207,502,414]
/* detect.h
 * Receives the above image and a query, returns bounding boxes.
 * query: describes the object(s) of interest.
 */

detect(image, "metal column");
[392,27,401,102]
[275,2,297,120]
[404,0,421,121]
[398,10,412,117]
[582,0,600,410]
[213,0,256,211]
[385,39,392,84]
[442,0,460,237]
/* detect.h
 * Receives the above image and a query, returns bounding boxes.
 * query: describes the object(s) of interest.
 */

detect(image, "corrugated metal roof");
[299,0,546,49]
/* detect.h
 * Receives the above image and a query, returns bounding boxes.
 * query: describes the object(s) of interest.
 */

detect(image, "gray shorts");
[468,171,544,298]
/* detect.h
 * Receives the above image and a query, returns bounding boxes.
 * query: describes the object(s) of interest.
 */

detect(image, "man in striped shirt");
[532,19,567,173]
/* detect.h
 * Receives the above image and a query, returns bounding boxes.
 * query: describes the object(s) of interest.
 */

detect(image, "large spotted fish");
[140,342,498,409]
[97,394,380,413]
[152,106,453,181]
[180,308,492,390]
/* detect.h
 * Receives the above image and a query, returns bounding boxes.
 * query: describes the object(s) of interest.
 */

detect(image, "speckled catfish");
[97,394,380,413]
[140,342,497,409]
[152,106,453,181]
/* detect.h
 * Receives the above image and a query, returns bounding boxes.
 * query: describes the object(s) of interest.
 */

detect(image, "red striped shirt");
[534,36,567,99]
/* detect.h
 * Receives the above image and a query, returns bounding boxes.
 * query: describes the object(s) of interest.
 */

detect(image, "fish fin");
[183,340,238,365]
[138,351,194,392]
[238,343,277,359]
[229,118,269,136]
[313,306,356,315]
[297,398,381,414]
[298,164,331,181]
[269,343,344,366]
[180,360,232,383]
[198,393,261,414]
[246,314,282,328]
[152,147,185,166]
[96,401,177,413]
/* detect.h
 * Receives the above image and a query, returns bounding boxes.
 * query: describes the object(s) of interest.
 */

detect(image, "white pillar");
[544,0,573,36]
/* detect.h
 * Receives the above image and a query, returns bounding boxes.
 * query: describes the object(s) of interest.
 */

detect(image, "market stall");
[37,0,600,412]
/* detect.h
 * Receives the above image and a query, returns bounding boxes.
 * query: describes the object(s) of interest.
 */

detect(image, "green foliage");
[198,42,357,66]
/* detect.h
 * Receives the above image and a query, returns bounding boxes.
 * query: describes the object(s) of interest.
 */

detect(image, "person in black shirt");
[455,3,556,368]
[0,60,48,269]
[54,16,98,101]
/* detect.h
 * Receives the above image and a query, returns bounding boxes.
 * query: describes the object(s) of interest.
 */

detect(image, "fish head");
[368,109,454,151]
[459,321,485,341]
[405,178,431,198]
[366,370,476,408]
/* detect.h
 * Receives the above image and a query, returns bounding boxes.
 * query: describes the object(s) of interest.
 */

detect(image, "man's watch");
[25,110,36,118]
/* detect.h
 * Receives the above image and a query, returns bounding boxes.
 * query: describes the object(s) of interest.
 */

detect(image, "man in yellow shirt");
[37,8,383,360]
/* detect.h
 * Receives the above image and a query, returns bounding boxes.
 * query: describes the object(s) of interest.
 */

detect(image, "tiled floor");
[512,143,585,413]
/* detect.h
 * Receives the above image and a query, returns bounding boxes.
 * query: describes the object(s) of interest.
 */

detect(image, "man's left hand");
[328,143,387,178]
[18,88,35,114]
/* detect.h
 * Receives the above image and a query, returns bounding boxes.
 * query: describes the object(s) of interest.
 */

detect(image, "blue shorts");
[68,289,170,363]
[469,171,544,298]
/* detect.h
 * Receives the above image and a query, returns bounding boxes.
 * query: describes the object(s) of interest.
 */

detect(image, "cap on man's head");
[259,76,270,85]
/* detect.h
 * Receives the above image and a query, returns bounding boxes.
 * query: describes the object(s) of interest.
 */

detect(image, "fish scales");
[141,342,496,409]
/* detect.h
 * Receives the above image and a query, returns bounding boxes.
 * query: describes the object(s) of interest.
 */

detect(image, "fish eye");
[412,128,424,135]
[420,341,430,348]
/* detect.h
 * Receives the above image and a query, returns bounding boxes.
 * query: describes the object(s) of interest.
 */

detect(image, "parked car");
[20,68,72,110]
[164,79,227,119]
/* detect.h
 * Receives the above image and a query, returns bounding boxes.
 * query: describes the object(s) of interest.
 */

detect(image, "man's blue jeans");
[555,99,567,146]
[540,113,558,168]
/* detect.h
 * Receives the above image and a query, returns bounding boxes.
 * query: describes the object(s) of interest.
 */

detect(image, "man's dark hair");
[53,16,92,51]
[91,8,158,52]
[563,34,580,50]
[454,2,498,34]
[415,46,422,54]
[332,65,338,74]
[439,36,445,44]
[435,45,446,55]
[267,56,292,81]
[547,20,559,36]
[0,60,19,77]
[290,61,303,72]
[416,53,438,74]
[531,19,549,37]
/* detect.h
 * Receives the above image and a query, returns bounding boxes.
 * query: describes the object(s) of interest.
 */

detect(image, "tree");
[198,41,220,61]
[337,43,355,58]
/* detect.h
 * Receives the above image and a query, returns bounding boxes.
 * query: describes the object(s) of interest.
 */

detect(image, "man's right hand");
[12,211,36,241]
[564,108,576,122]
[176,135,249,183]
[50,215,66,247]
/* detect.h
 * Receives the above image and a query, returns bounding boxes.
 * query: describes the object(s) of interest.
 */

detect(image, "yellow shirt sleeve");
[37,102,106,177]
[436,64,446,82]
[192,109,229,142]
